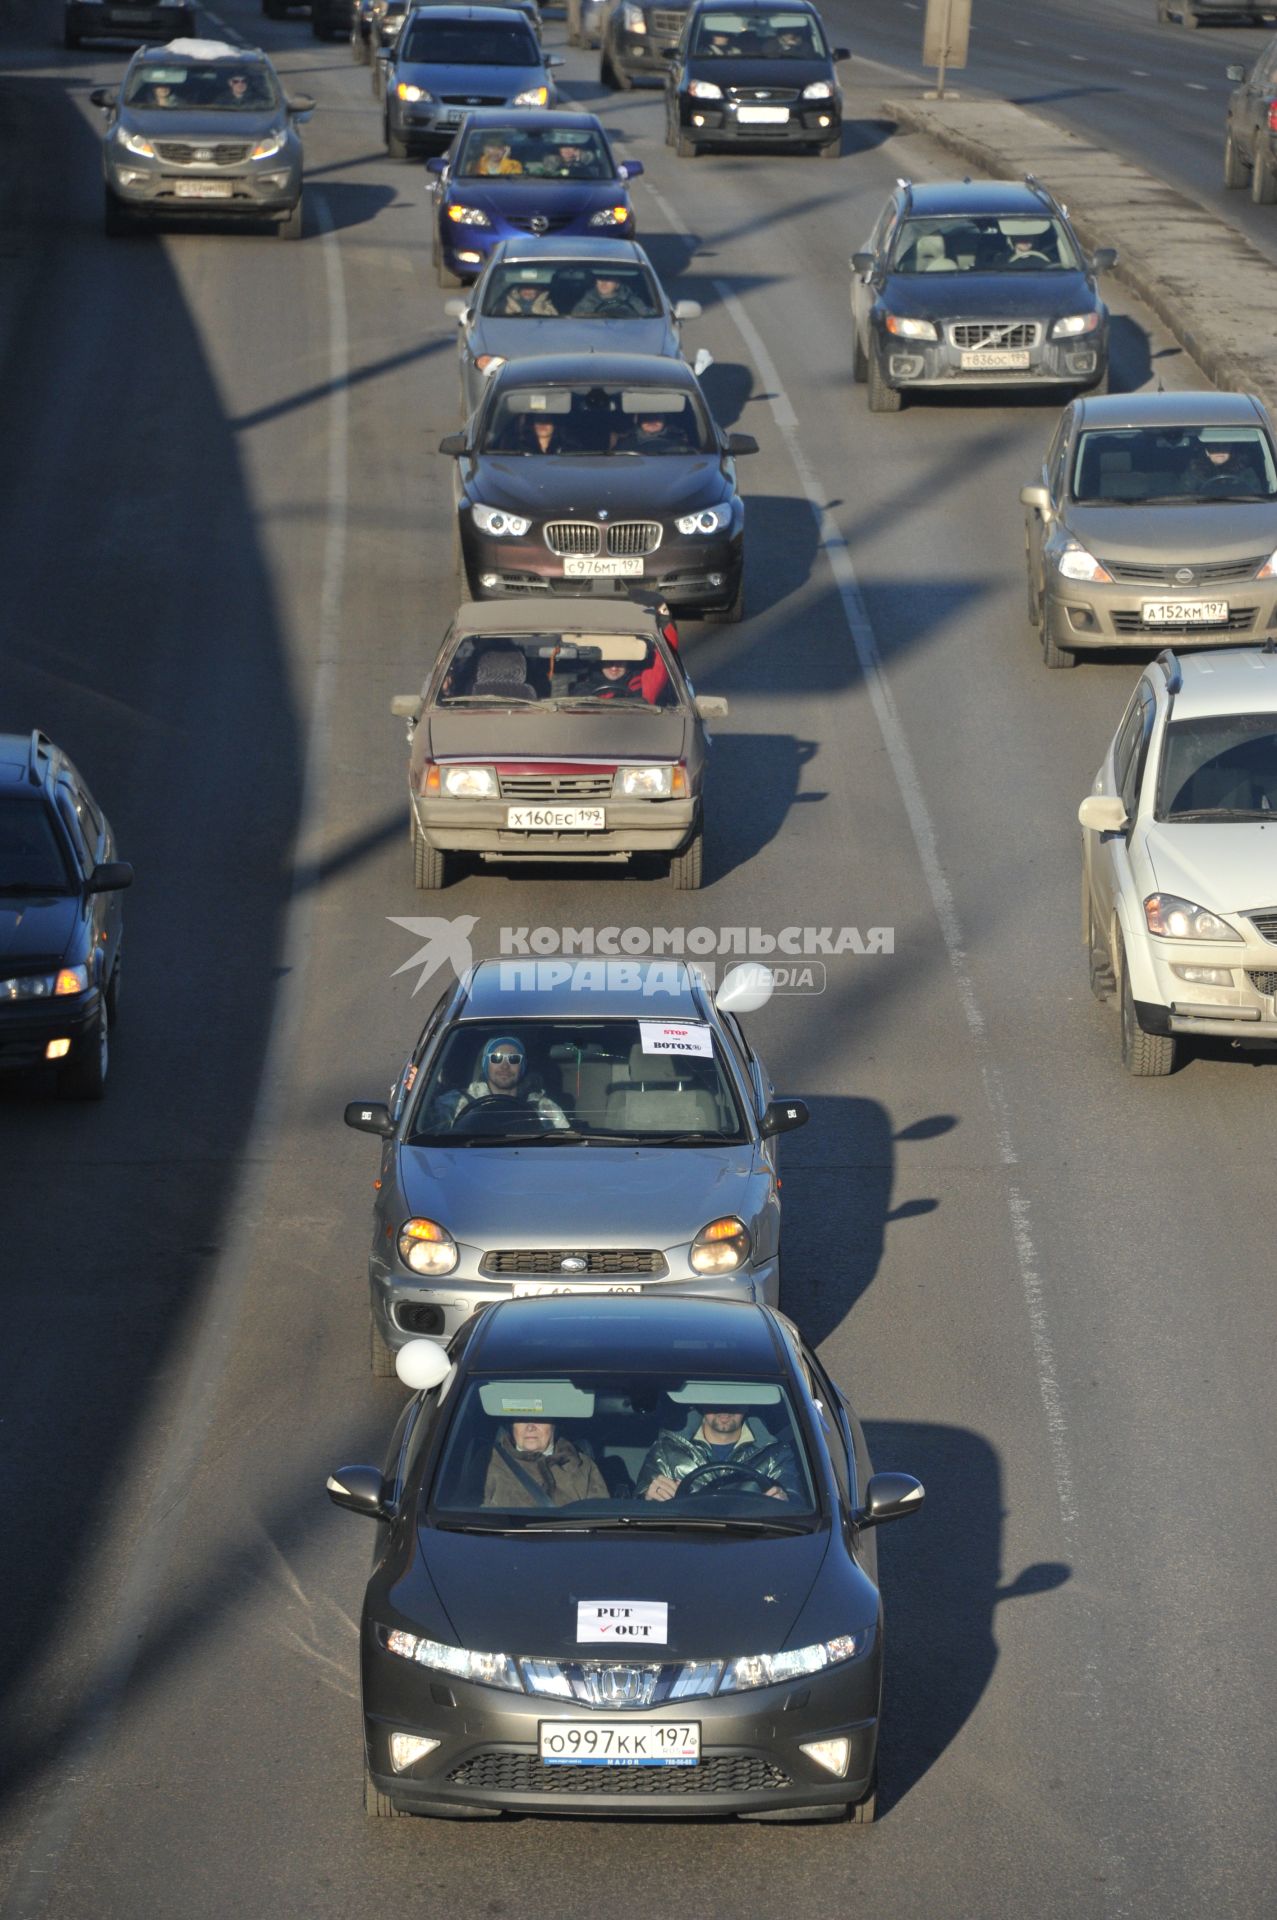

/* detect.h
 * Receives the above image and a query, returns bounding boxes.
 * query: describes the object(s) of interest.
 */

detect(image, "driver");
[637,1402,799,1502]
[430,1034,571,1131]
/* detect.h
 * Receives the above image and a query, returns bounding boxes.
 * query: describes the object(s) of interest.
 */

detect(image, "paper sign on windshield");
[638,1021,713,1058]
[577,1601,669,1644]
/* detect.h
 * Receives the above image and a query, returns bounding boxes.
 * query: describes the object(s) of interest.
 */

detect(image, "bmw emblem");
[598,510,609,521]
[1174,566,1194,584]
[560,1255,588,1272]
[531,213,549,236]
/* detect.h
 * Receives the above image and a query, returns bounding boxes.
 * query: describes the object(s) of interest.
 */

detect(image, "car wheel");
[369,1315,398,1379]
[851,1766,878,1823]
[1039,592,1075,669]
[352,32,369,60]
[866,346,902,413]
[1086,896,1115,1003]
[613,54,633,89]
[106,951,123,1025]
[1252,146,1277,204]
[600,46,617,86]
[413,819,449,890]
[1084,363,1110,396]
[1224,129,1248,189]
[103,188,133,238]
[818,135,840,160]
[670,821,704,889]
[1118,939,1176,1077]
[1026,550,1040,624]
[567,0,582,42]
[1180,4,1199,23]
[58,1006,108,1101]
[675,128,697,157]
[852,326,867,383]
[277,196,303,240]
[364,1763,404,1814]
[436,247,462,288]
[386,119,409,159]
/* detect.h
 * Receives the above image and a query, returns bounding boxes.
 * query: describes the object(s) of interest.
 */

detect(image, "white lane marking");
[1068,53,1087,61]
[1185,81,1207,91]
[0,196,350,1920]
[1015,37,1034,45]
[1130,68,1149,77]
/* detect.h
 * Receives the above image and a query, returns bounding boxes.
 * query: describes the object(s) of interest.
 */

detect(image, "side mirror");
[692,346,714,376]
[855,1471,924,1529]
[1226,64,1245,81]
[426,156,447,176]
[375,44,391,58]
[1090,246,1117,274]
[546,52,565,65]
[443,297,468,321]
[673,299,702,321]
[1078,794,1128,834]
[833,45,850,59]
[715,962,773,1015]
[439,431,468,456]
[86,860,133,895]
[396,1339,453,1391]
[89,87,117,110]
[725,431,758,455]
[618,157,644,178]
[344,1099,395,1136]
[390,693,422,718]
[850,249,875,276]
[286,93,316,114]
[760,1097,809,1139]
[326,1465,389,1519]
[694,693,728,718]
[1019,484,1052,516]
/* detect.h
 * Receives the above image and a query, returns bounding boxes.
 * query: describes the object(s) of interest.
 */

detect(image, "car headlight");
[474,354,506,377]
[471,502,531,537]
[884,314,937,341]
[801,79,834,99]
[0,965,88,1001]
[719,1634,864,1693]
[447,204,492,227]
[1256,548,1277,579]
[1056,539,1113,583]
[512,85,548,106]
[689,1215,750,1274]
[676,504,730,535]
[1143,894,1243,942]
[620,0,646,28]
[118,130,156,158]
[616,765,674,797]
[396,1218,459,1273]
[588,205,630,227]
[440,764,498,798]
[1049,312,1099,339]
[396,82,433,101]
[688,78,722,99]
[250,129,286,159]
[382,1628,522,1692]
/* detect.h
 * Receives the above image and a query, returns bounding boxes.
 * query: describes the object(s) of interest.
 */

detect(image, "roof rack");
[1154,649,1183,695]
[894,176,913,215]
[26,729,52,787]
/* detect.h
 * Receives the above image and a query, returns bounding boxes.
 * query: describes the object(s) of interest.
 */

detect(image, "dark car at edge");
[664,0,849,158]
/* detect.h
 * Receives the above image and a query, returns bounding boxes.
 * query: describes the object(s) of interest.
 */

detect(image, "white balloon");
[396,1339,452,1392]
[715,963,775,1016]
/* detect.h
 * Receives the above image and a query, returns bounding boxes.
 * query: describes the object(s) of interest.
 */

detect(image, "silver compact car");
[378,5,561,157]
[343,959,809,1370]
[91,40,313,238]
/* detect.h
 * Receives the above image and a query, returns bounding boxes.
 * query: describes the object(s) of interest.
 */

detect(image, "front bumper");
[412,791,698,862]
[677,99,840,145]
[67,1,192,35]
[440,215,636,281]
[460,520,742,614]
[1044,579,1277,654]
[370,1250,779,1347]
[611,32,674,79]
[104,154,301,218]
[0,991,101,1075]
[364,1645,877,1817]
[1134,937,1277,1046]
[874,328,1104,392]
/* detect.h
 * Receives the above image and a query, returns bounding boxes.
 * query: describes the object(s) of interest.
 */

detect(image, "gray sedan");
[90,41,313,238]
[376,6,560,153]
[343,959,809,1370]
[444,236,703,417]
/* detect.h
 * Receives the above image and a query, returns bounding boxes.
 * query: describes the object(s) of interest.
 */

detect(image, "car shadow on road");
[1107,312,1152,393]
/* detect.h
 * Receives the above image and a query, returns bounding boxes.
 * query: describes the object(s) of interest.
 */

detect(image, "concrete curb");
[880,93,1277,413]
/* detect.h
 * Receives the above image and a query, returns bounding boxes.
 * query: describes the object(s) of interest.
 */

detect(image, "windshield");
[428,1370,818,1525]
[0,798,72,894]
[407,1018,747,1145]
[1155,713,1277,820]
[691,10,827,56]
[435,632,679,707]
[401,22,539,62]
[123,62,280,109]
[1071,427,1277,505]
[480,262,660,319]
[481,382,711,454]
[454,124,613,179]
[890,214,1080,274]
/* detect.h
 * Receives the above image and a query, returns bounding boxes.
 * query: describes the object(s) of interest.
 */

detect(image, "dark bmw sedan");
[327,1295,923,1822]
[664,0,849,158]
[427,110,642,287]
[440,352,757,619]
[850,177,1116,413]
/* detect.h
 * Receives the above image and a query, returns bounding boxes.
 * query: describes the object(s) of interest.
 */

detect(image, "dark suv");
[1225,37,1277,204]
[601,0,689,88]
[0,732,131,1098]
[849,176,1115,414]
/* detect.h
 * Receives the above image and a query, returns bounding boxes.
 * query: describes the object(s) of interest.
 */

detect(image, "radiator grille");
[949,321,1041,349]
[447,1751,790,1794]
[482,1248,668,1276]
[1104,556,1265,587]
[607,521,662,556]
[545,522,600,556]
[155,141,250,165]
[499,773,614,799]
[1246,908,1277,944]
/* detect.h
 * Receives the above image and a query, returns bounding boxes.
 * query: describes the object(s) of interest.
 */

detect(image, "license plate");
[736,105,789,124]
[173,180,234,199]
[562,556,643,578]
[436,110,460,125]
[111,8,154,16]
[539,1720,700,1766]
[1142,599,1228,625]
[507,805,605,831]
[959,349,1031,370]
[512,1281,643,1297]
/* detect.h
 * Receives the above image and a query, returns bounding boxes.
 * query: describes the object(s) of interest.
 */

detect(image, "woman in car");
[483,1419,608,1507]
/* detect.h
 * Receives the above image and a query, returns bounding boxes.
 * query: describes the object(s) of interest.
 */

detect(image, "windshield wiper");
[589,1129,737,1145]
[1164,806,1273,821]
[0,883,69,897]
[567,1514,811,1534]
[1184,493,1272,505]
[553,699,662,711]
[449,1128,591,1146]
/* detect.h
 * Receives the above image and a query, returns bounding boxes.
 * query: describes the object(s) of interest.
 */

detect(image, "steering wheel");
[450,1093,522,1134]
[675,1460,783,1498]
[1008,249,1051,267]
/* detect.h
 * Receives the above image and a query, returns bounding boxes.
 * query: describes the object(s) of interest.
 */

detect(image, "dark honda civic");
[664,0,849,158]
[440,352,757,620]
[327,1295,923,1822]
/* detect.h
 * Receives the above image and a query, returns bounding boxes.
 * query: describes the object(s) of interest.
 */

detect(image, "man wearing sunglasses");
[431,1034,570,1131]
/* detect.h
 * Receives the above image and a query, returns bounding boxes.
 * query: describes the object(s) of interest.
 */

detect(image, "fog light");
[1171,965,1234,987]
[389,1733,440,1773]
[117,169,145,185]
[708,572,723,586]
[480,572,499,587]
[263,172,289,188]
[458,251,481,265]
[692,113,705,126]
[817,114,830,126]
[800,1737,850,1777]
[45,1039,71,1060]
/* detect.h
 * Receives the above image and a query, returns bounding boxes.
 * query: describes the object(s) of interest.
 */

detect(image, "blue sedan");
[428,108,642,288]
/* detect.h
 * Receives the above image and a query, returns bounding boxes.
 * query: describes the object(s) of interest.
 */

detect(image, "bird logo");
[387,914,480,994]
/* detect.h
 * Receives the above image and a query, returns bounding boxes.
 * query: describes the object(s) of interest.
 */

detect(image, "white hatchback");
[1079,644,1277,1075]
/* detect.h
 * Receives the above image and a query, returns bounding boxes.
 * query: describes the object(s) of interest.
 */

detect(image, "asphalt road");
[0,5,1274,1917]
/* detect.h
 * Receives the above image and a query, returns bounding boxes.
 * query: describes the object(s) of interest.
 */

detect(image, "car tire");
[106,951,123,1026]
[670,821,704,890]
[435,245,462,288]
[414,819,449,890]
[1118,939,1176,1077]
[386,120,409,159]
[277,196,303,240]
[852,326,867,383]
[600,47,618,86]
[1224,129,1248,189]
[58,1007,108,1101]
[352,32,369,61]
[1026,551,1040,624]
[1181,4,1198,23]
[866,347,902,413]
[1086,896,1115,1003]
[369,1315,398,1379]
[675,128,697,157]
[613,54,633,90]
[103,188,133,238]
[1251,146,1277,205]
[1039,593,1075,669]
[364,1763,404,1814]
[818,135,840,160]
[851,1766,878,1823]
[1084,363,1110,396]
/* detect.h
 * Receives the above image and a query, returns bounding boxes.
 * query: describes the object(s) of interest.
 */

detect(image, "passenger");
[517,414,571,454]
[147,81,181,107]
[703,29,742,53]
[483,1419,608,1507]
[572,273,645,318]
[613,409,687,452]
[637,1403,800,1501]
[498,279,558,316]
[474,136,524,176]
[429,1034,571,1130]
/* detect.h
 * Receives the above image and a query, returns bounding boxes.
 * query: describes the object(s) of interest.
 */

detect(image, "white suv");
[1079,644,1277,1075]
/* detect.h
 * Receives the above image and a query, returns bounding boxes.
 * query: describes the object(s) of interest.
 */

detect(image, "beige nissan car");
[1022,390,1277,669]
